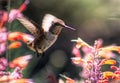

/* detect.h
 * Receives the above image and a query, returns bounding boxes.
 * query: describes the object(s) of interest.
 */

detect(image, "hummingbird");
[16,14,75,55]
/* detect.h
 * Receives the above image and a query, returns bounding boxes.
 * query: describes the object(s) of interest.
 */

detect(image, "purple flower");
[0,57,8,70]
[0,27,7,55]
[0,42,6,55]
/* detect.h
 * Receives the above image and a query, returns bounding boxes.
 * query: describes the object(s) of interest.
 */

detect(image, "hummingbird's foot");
[33,48,40,57]
[33,52,45,58]
[34,52,40,57]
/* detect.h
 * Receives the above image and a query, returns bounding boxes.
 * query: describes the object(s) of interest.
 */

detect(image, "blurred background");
[2,0,120,82]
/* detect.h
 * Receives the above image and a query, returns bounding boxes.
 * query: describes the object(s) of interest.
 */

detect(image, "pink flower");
[0,28,7,43]
[10,67,22,79]
[72,46,81,57]
[9,55,32,70]
[0,11,8,28]
[8,9,23,22]
[8,0,30,22]
[9,78,34,83]
[0,42,6,55]
[0,57,8,70]
[8,41,21,49]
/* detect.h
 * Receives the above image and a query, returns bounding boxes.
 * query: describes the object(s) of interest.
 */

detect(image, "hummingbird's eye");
[51,21,55,26]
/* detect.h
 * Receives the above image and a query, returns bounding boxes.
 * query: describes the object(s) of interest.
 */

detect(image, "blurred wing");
[17,16,39,35]
[42,14,59,32]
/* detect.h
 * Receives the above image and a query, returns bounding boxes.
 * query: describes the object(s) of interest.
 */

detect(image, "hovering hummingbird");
[16,14,75,55]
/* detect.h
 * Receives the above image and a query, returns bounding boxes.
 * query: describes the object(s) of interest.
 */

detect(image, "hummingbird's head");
[42,14,76,35]
[49,19,65,35]
[42,14,65,35]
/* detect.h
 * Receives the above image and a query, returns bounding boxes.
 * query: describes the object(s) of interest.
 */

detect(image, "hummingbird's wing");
[17,16,40,36]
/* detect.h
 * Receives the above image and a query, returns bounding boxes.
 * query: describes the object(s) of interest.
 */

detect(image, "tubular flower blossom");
[102,71,114,79]
[10,67,22,79]
[59,74,76,83]
[72,46,81,57]
[110,66,120,80]
[58,79,64,83]
[21,33,34,43]
[19,0,30,12]
[99,46,120,54]
[100,59,116,65]
[94,38,103,49]
[0,67,22,82]
[8,32,23,41]
[0,57,8,71]
[9,55,32,69]
[0,28,7,42]
[8,9,23,22]
[8,41,22,49]
[0,42,6,55]
[71,57,84,64]
[8,32,34,43]
[0,11,8,28]
[66,78,76,83]
[8,0,29,22]
[98,50,116,59]
[0,55,33,82]
[0,27,7,55]
[97,79,108,83]
[111,66,118,71]
[71,37,92,49]
[9,78,34,83]
[0,75,13,82]
[102,71,120,80]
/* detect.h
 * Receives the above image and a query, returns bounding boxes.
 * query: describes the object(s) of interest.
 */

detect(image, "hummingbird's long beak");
[64,25,76,31]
